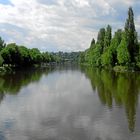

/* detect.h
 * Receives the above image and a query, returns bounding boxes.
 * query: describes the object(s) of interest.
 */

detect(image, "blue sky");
[0,0,11,5]
[0,0,140,52]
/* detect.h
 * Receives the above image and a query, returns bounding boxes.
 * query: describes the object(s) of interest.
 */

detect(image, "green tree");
[18,46,31,66]
[1,47,11,65]
[91,44,102,66]
[115,29,122,44]
[117,33,130,66]
[104,25,112,51]
[29,48,43,64]
[84,49,90,64]
[109,29,122,65]
[125,7,138,63]
[97,28,105,53]
[79,52,86,63]
[0,37,6,51]
[7,43,20,66]
[85,39,96,65]
[1,43,20,66]
[42,52,51,63]
[101,48,113,67]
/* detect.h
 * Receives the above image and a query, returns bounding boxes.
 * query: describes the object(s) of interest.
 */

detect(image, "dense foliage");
[0,43,60,67]
[52,52,80,63]
[79,7,140,70]
[0,42,80,68]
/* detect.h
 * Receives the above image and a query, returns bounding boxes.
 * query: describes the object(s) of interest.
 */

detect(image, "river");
[0,65,140,140]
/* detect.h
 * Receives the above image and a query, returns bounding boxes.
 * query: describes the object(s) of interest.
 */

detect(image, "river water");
[0,65,140,140]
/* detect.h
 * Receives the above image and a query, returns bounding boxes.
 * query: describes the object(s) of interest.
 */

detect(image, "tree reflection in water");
[83,67,140,132]
[0,65,140,133]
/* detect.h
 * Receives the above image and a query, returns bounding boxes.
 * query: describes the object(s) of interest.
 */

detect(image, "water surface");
[0,65,140,140]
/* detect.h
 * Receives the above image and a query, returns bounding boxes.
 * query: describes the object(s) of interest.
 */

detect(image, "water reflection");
[83,67,140,132]
[0,68,51,100]
[0,66,140,140]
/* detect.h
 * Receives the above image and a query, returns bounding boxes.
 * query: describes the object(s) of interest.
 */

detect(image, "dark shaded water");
[0,65,140,140]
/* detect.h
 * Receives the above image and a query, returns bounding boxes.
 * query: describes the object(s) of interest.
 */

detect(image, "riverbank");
[80,63,139,73]
[113,66,136,72]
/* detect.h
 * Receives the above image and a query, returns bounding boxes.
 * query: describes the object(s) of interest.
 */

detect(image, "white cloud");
[0,0,139,51]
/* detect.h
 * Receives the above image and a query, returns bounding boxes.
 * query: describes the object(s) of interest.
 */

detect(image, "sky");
[0,0,140,52]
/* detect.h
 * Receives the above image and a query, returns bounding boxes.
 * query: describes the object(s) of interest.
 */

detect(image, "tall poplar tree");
[104,25,112,50]
[125,7,138,63]
[97,28,105,53]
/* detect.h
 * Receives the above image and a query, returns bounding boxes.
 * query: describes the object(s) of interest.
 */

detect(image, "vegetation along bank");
[79,7,140,72]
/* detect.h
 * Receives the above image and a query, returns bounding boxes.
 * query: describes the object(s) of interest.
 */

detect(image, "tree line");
[52,51,80,63]
[0,39,80,68]
[79,7,140,70]
[0,41,62,67]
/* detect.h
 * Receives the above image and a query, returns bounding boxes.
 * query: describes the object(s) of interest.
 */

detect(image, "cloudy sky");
[0,0,140,52]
